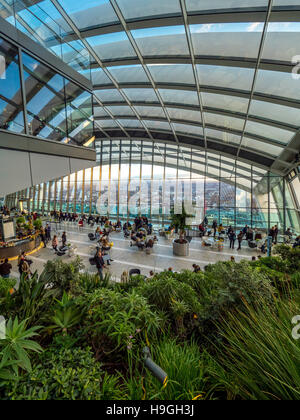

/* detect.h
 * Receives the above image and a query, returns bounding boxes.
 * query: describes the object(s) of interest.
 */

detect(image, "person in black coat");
[229,231,237,250]
[95,250,106,281]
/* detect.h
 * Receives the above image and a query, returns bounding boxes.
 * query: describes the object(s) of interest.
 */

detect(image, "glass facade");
[0,34,94,145]
[7,140,300,236]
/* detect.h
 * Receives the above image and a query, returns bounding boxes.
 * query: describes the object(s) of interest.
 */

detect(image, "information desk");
[0,234,41,260]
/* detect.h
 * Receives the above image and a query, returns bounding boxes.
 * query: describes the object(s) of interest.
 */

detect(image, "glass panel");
[131,26,188,57]
[148,64,195,85]
[97,120,119,128]
[107,105,135,116]
[135,105,166,118]
[64,79,93,144]
[255,69,300,101]
[159,89,199,106]
[242,137,284,157]
[202,92,249,114]
[108,65,149,83]
[249,100,300,128]
[145,120,171,131]
[116,0,181,20]
[197,65,255,91]
[191,23,264,59]
[22,52,67,141]
[87,32,137,61]
[206,128,241,144]
[118,118,143,128]
[94,106,110,117]
[173,123,203,136]
[123,88,158,103]
[91,68,112,86]
[0,36,24,133]
[167,108,202,123]
[186,0,267,13]
[245,121,295,144]
[58,0,119,30]
[263,22,300,63]
[94,89,125,103]
[291,177,300,209]
[204,113,245,131]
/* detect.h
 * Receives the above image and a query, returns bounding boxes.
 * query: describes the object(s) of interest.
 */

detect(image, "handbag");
[89,257,96,266]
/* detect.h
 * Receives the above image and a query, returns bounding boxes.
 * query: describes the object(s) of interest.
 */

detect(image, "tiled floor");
[10,223,261,282]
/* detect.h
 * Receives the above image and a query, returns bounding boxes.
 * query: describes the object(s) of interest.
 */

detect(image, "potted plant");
[170,205,192,257]
[33,218,43,231]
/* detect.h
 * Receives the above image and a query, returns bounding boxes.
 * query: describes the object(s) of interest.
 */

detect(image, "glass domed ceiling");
[1,0,300,175]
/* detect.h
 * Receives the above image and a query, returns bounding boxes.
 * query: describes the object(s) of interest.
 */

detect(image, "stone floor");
[9,222,262,282]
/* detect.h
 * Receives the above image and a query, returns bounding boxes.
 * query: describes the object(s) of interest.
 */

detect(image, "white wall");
[0,149,96,196]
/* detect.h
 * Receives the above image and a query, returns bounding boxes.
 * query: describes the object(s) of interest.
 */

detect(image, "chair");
[129,269,141,277]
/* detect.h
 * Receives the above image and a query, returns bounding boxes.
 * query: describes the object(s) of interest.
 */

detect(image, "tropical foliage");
[0,247,299,400]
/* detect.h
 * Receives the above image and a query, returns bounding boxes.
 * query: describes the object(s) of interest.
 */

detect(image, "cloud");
[193,24,213,33]
[247,22,263,32]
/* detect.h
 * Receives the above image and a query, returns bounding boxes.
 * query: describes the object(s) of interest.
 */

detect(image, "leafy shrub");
[140,339,214,400]
[16,217,25,225]
[4,347,116,400]
[84,288,161,353]
[33,219,43,230]
[0,318,42,373]
[273,244,300,272]
[137,272,202,336]
[0,277,16,298]
[7,272,55,327]
[41,257,84,298]
[202,261,274,321]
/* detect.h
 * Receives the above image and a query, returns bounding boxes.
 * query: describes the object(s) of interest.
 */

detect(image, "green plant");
[79,272,111,293]
[49,292,83,335]
[0,352,19,386]
[0,277,16,298]
[170,205,192,243]
[0,317,42,373]
[138,272,202,337]
[213,294,300,400]
[16,217,25,226]
[33,219,42,230]
[84,288,161,354]
[140,339,213,400]
[5,347,107,400]
[8,271,55,327]
[41,257,84,298]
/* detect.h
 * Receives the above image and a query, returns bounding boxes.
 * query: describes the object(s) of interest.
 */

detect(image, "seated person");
[293,236,300,249]
[136,238,145,250]
[130,233,138,243]
[146,238,154,249]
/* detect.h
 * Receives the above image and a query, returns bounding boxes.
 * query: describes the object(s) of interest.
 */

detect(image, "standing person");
[237,231,244,250]
[46,224,51,242]
[95,249,106,281]
[40,227,47,248]
[212,220,218,239]
[242,225,249,238]
[0,259,12,278]
[269,226,275,243]
[274,225,279,244]
[62,232,67,247]
[229,231,236,250]
[20,259,31,280]
[52,235,58,252]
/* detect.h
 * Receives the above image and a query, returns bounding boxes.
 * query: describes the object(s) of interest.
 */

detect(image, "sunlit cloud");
[247,22,263,32]
[193,24,213,33]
